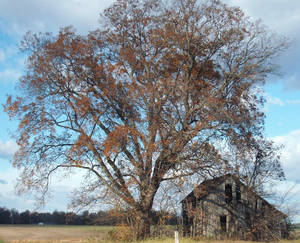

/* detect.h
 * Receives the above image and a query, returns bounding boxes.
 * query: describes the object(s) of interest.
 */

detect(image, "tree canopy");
[4,0,287,239]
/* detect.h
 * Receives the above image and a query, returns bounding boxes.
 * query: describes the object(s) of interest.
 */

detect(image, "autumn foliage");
[4,0,287,239]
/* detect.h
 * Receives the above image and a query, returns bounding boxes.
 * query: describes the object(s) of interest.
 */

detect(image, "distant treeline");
[0,207,179,225]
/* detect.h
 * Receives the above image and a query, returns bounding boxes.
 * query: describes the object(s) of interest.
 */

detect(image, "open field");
[0,225,299,243]
[0,225,111,242]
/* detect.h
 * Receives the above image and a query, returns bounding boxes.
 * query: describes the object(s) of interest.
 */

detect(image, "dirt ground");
[0,225,109,242]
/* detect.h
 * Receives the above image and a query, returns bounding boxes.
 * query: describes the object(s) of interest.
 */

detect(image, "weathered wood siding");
[182,175,287,240]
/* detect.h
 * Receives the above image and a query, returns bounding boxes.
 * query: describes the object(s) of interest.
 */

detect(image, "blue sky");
[0,0,299,221]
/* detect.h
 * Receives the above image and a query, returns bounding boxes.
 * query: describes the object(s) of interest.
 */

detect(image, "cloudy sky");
[0,0,299,221]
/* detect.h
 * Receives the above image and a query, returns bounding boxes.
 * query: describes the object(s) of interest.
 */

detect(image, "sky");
[0,0,299,221]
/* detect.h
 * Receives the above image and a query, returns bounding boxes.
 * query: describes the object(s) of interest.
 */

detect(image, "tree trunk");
[135,210,151,240]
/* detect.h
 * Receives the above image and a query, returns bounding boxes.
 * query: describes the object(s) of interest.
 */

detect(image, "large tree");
[5,0,287,239]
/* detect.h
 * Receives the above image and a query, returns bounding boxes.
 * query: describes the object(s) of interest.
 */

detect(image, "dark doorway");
[236,184,241,201]
[220,215,226,233]
[225,184,232,204]
[245,211,251,227]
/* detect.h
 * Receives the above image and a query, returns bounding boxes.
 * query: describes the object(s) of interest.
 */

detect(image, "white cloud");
[0,166,86,212]
[267,129,300,222]
[282,74,300,91]
[273,130,300,183]
[286,99,300,105]
[0,49,5,62]
[0,0,114,35]
[0,68,22,84]
[265,94,284,106]
[228,0,300,36]
[0,44,19,58]
[0,140,18,159]
[0,179,8,184]
[264,93,300,107]
[269,180,300,222]
[228,0,300,91]
[0,168,36,210]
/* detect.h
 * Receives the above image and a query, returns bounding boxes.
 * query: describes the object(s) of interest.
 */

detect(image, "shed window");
[236,184,241,201]
[220,215,226,232]
[225,184,232,204]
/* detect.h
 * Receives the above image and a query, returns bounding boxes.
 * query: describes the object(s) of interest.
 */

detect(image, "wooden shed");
[181,174,288,240]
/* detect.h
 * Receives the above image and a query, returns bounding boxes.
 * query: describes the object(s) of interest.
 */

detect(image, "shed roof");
[181,174,235,202]
[181,174,287,217]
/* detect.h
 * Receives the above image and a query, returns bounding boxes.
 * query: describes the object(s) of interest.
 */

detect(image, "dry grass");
[142,240,300,243]
[0,225,299,243]
[0,225,110,243]
[4,239,300,243]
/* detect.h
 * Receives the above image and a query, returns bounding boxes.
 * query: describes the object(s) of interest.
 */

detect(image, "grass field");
[0,225,299,243]
[0,225,111,242]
